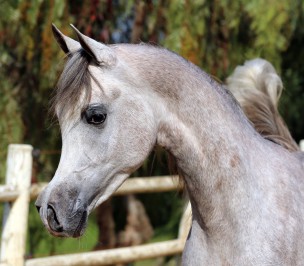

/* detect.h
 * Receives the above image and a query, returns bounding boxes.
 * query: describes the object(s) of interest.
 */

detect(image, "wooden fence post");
[0,144,33,266]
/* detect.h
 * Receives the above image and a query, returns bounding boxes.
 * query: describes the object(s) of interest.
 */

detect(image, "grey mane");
[238,92,299,151]
[226,58,299,152]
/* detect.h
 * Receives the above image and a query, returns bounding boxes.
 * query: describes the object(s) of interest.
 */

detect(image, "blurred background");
[1,0,304,265]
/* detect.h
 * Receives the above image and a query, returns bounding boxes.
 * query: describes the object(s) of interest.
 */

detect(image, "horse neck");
[152,61,266,233]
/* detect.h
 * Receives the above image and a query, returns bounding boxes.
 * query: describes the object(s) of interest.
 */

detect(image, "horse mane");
[226,58,299,152]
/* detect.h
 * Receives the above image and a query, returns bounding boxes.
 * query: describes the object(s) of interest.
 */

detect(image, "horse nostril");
[47,204,63,232]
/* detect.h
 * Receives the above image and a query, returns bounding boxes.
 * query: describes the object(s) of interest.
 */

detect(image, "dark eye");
[82,104,107,126]
[86,113,107,125]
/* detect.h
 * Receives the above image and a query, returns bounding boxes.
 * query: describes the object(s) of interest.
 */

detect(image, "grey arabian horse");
[36,24,304,265]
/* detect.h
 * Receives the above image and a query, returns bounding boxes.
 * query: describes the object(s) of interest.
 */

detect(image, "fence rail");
[0,176,181,202]
[26,240,184,266]
[0,144,190,266]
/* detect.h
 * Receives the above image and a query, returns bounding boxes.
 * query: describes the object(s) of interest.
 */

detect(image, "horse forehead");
[88,65,142,103]
[88,65,124,98]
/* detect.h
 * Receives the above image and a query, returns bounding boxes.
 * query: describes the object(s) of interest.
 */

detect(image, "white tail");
[226,58,299,152]
[227,58,283,107]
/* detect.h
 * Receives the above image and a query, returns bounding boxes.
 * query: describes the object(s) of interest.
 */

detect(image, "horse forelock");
[51,49,96,120]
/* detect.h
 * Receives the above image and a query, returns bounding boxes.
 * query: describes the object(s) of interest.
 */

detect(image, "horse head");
[35,25,160,237]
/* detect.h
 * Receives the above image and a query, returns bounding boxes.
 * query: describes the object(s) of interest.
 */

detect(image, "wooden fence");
[0,144,191,266]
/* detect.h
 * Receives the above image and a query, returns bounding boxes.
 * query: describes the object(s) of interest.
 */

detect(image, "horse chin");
[48,229,68,238]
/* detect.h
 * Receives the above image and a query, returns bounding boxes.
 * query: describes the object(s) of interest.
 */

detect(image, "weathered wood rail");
[0,144,191,266]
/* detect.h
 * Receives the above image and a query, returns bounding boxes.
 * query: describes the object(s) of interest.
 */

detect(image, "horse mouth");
[73,210,88,238]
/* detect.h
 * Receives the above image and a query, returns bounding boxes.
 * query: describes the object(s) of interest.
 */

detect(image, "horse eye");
[86,113,107,125]
[82,104,108,126]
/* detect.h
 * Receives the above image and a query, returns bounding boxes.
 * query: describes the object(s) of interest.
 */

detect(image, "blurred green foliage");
[0,0,304,262]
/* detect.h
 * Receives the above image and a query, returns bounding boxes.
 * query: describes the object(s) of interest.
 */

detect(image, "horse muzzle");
[35,189,88,238]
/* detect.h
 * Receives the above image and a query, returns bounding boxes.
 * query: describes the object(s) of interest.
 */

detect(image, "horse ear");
[52,24,81,54]
[70,24,116,66]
